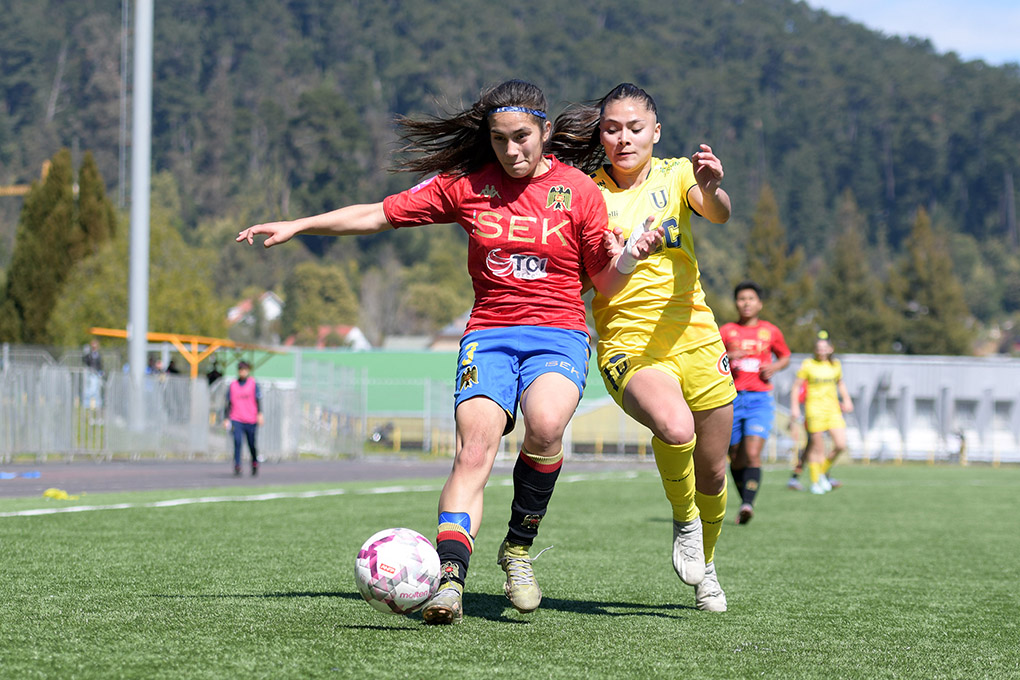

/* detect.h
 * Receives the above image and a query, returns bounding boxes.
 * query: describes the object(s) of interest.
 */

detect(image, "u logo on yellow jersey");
[648,188,668,210]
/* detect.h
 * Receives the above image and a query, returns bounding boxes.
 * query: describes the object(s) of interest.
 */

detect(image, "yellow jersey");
[590,157,721,359]
[797,358,843,419]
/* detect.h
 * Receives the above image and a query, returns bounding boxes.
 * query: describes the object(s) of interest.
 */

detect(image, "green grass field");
[1,464,1017,679]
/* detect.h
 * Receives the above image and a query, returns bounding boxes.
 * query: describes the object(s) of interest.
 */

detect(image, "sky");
[805,0,1020,66]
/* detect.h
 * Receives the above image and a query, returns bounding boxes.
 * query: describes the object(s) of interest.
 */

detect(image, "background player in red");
[720,280,790,524]
[237,79,660,625]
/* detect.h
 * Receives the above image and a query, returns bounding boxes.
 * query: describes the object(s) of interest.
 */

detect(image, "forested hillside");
[2,0,1019,352]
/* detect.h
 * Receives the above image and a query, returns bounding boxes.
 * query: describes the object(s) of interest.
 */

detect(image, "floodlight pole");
[128,0,153,432]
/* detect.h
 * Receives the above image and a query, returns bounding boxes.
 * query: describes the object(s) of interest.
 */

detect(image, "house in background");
[283,324,373,351]
[227,291,284,344]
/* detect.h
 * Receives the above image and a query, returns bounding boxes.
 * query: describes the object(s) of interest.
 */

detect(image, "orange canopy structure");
[89,327,283,379]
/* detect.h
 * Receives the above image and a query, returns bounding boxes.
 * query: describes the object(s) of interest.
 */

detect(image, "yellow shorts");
[598,338,736,413]
[806,411,846,434]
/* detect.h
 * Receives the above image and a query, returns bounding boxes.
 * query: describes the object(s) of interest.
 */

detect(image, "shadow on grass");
[150,591,362,599]
[150,589,693,623]
[466,593,693,622]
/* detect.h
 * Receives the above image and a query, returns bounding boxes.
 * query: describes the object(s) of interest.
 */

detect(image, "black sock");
[731,466,747,499]
[742,467,762,506]
[435,537,471,586]
[505,450,562,546]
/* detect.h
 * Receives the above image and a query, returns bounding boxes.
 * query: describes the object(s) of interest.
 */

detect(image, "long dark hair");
[550,82,657,174]
[393,79,548,177]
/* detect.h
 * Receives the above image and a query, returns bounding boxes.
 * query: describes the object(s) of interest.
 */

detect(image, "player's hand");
[602,226,625,258]
[223,420,231,431]
[760,365,775,380]
[237,221,300,248]
[842,401,854,414]
[612,216,661,275]
[628,216,663,260]
[692,144,724,195]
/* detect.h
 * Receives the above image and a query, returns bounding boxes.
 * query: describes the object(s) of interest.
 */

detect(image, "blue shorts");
[730,390,775,446]
[454,326,590,435]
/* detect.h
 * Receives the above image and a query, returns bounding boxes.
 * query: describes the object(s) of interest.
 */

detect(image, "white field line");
[0,471,641,519]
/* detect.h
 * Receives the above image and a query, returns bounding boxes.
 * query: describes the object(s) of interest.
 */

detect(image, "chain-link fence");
[3,346,1019,464]
[0,353,453,462]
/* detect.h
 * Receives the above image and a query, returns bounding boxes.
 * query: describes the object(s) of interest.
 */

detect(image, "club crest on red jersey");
[546,185,572,211]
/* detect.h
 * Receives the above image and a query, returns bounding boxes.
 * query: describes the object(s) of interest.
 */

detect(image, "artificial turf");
[0,464,1017,679]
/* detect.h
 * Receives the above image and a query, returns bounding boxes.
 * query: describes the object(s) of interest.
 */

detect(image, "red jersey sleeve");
[382,174,459,228]
[576,183,611,279]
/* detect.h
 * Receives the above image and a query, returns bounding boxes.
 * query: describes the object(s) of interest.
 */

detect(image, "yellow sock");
[821,458,833,476]
[696,487,726,564]
[651,436,698,523]
[808,461,822,484]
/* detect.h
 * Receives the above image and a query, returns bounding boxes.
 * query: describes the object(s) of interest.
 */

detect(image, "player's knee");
[522,415,567,452]
[656,421,695,447]
[522,429,564,455]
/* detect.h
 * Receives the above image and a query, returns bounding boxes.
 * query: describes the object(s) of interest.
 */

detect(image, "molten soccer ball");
[354,528,441,614]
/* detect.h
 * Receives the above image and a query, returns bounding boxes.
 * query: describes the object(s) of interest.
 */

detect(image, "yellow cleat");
[422,580,463,625]
[497,541,544,613]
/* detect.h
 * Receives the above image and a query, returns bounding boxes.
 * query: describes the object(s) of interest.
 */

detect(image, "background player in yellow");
[553,83,734,611]
[789,332,854,494]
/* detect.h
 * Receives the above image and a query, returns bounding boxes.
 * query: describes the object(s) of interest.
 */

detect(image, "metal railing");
[2,348,1018,465]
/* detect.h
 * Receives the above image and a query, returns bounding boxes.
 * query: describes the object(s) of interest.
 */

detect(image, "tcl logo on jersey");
[486,248,548,280]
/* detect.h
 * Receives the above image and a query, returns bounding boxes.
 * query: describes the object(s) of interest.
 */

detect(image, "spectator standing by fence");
[224,361,263,477]
[82,338,104,409]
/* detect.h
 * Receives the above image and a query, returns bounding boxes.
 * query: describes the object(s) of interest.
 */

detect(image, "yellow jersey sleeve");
[590,157,720,359]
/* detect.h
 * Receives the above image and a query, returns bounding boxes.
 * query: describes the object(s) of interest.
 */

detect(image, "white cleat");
[809,482,827,495]
[695,561,728,612]
[819,475,833,492]
[672,519,706,585]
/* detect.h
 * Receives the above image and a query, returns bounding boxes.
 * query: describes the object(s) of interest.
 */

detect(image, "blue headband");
[488,106,547,119]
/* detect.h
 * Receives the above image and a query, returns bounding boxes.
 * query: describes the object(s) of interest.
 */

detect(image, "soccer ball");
[354,528,441,614]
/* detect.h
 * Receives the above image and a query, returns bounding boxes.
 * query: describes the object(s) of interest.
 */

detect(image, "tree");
[47,178,225,347]
[1,148,118,344]
[743,184,816,351]
[73,151,117,260]
[279,261,359,340]
[395,227,472,335]
[817,190,899,352]
[1,149,75,343]
[891,207,973,355]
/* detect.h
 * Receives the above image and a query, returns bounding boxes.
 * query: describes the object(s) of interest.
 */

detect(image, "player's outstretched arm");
[590,215,662,298]
[689,144,731,224]
[237,202,393,248]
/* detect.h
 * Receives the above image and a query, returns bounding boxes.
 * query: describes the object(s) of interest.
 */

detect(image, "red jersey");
[719,320,790,392]
[382,157,610,334]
